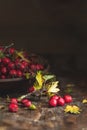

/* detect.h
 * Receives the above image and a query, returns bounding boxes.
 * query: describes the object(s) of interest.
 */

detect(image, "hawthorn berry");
[16,70,23,77]
[36,64,44,70]
[10,98,18,104]
[63,95,72,103]
[1,75,6,79]
[28,86,35,93]
[9,47,15,55]
[49,97,57,107]
[8,62,15,69]
[30,64,37,71]
[57,97,65,106]
[1,67,7,74]
[22,61,28,67]
[9,69,17,77]
[9,103,18,112]
[50,95,60,100]
[2,57,10,64]
[0,47,4,51]
[21,99,31,107]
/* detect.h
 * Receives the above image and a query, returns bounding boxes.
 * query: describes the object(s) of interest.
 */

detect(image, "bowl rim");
[0,78,23,82]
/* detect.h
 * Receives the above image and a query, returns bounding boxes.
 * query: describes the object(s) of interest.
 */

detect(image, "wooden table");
[0,75,87,130]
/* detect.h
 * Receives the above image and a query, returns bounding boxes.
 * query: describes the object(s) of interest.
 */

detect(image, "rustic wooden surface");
[0,75,87,130]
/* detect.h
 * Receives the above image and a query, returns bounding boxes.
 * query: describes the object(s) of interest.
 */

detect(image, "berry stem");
[4,43,14,52]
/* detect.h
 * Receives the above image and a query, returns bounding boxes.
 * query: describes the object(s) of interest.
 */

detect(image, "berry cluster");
[0,44,44,79]
[8,98,36,112]
[49,94,72,107]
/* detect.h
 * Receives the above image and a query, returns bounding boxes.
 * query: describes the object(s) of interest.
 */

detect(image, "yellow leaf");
[72,105,81,114]
[15,50,30,62]
[36,71,43,87]
[64,105,81,114]
[47,81,60,93]
[64,105,73,113]
[82,99,87,104]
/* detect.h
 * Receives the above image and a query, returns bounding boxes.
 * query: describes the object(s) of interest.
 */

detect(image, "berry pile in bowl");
[0,43,49,94]
[0,43,49,80]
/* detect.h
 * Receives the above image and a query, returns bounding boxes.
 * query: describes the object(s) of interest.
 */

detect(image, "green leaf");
[24,73,30,79]
[0,51,4,58]
[43,74,55,81]
[34,81,42,90]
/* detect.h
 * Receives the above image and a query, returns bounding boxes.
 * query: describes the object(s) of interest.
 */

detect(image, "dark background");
[0,0,87,75]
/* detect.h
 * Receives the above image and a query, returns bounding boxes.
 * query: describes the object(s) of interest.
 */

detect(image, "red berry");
[57,97,65,106]
[63,95,72,103]
[2,57,10,64]
[1,67,7,74]
[21,99,28,104]
[51,95,60,100]
[0,47,4,51]
[0,58,2,63]
[16,70,23,77]
[49,98,57,107]
[9,47,15,54]
[21,99,31,107]
[8,62,15,69]
[1,75,6,79]
[30,64,36,71]
[9,69,17,77]
[28,86,35,93]
[20,64,25,70]
[36,64,44,70]
[10,98,18,104]
[9,103,18,112]
[22,61,28,67]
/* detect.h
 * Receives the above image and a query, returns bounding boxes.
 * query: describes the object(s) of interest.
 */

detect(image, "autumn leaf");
[47,81,60,93]
[36,71,44,87]
[24,73,30,79]
[34,81,42,90]
[15,50,30,62]
[82,99,87,104]
[0,51,4,58]
[64,105,81,114]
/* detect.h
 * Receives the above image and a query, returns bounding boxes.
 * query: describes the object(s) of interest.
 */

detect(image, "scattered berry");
[63,95,72,103]
[50,95,60,100]
[57,97,65,106]
[49,97,57,107]
[21,99,31,107]
[9,103,18,112]
[10,98,18,104]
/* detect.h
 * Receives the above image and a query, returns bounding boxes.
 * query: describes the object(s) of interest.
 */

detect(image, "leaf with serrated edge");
[43,75,55,81]
[36,71,43,87]
[47,81,60,93]
[64,105,81,114]
[82,99,87,104]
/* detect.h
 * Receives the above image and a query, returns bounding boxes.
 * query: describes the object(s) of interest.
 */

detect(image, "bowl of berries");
[0,43,49,95]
